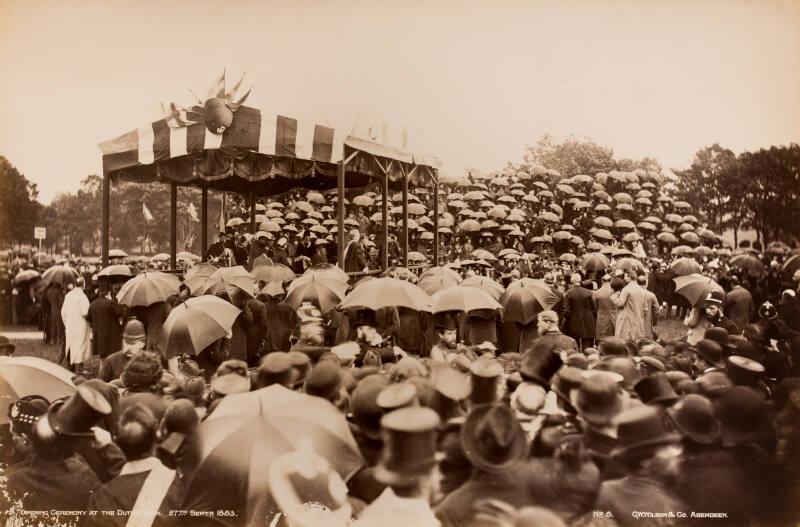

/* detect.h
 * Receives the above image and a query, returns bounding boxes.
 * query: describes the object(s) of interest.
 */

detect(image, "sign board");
[34,227,46,240]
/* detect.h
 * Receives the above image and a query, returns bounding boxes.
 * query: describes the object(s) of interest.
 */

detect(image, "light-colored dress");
[62,286,91,364]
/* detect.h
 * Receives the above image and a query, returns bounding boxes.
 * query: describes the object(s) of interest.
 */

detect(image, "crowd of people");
[1,165,800,526]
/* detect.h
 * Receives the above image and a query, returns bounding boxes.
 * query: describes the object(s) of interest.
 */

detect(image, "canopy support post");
[102,173,110,267]
[249,191,256,235]
[201,187,208,262]
[337,161,345,269]
[380,160,394,272]
[433,174,439,267]
[401,167,409,269]
[170,182,177,270]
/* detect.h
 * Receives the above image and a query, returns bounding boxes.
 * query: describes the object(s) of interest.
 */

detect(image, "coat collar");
[120,456,166,476]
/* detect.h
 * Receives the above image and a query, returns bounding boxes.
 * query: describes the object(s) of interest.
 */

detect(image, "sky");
[1,0,798,203]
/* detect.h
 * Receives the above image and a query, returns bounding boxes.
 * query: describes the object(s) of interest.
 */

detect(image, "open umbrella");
[97,264,133,279]
[418,275,459,295]
[729,254,765,277]
[303,263,349,283]
[285,275,349,314]
[339,278,431,312]
[614,219,636,230]
[671,245,696,256]
[656,232,678,244]
[669,257,702,277]
[253,263,296,283]
[108,249,128,258]
[694,246,715,257]
[13,269,40,284]
[184,385,363,523]
[673,274,724,306]
[116,271,181,307]
[193,266,256,298]
[432,286,502,313]
[614,257,646,273]
[501,279,558,324]
[460,276,505,301]
[580,252,610,272]
[459,219,482,232]
[419,266,462,283]
[471,249,497,261]
[559,253,577,263]
[41,265,80,287]
[612,248,634,258]
[183,262,218,290]
[407,251,428,263]
[158,295,241,358]
[0,356,76,424]
[592,229,614,241]
[539,211,559,223]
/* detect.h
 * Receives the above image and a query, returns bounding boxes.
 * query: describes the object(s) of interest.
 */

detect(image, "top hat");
[611,405,681,461]
[434,312,459,331]
[469,358,504,405]
[576,374,622,427]
[725,355,765,387]
[43,384,112,437]
[551,366,583,412]
[634,373,678,405]
[666,394,720,445]
[461,404,527,473]
[375,407,442,486]
[519,349,563,388]
[353,309,377,328]
[694,340,725,369]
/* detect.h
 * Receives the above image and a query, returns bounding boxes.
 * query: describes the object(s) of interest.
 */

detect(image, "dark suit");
[724,286,753,329]
[436,467,534,527]
[263,298,297,353]
[563,285,596,346]
[88,294,126,358]
[6,455,101,512]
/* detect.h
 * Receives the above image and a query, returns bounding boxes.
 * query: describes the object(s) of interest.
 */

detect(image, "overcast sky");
[1,0,798,203]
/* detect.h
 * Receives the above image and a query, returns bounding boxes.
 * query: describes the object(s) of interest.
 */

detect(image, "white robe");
[61,287,91,364]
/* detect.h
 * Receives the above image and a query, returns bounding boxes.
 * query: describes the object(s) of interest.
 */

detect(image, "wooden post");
[382,167,389,271]
[401,168,409,268]
[433,174,439,267]
[170,182,177,269]
[201,187,208,261]
[102,173,110,266]
[337,161,346,269]
[249,191,256,235]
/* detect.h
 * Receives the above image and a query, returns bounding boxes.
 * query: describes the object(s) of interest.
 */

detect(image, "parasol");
[431,286,502,313]
[97,264,133,278]
[460,275,505,301]
[338,278,432,312]
[580,252,610,272]
[0,356,76,424]
[673,274,724,306]
[285,275,349,314]
[729,254,765,277]
[40,265,80,287]
[500,279,558,325]
[669,257,702,277]
[192,266,256,298]
[303,263,349,282]
[159,295,241,358]
[116,271,181,307]
[253,263,297,284]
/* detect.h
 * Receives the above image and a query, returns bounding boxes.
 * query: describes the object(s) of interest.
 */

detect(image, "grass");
[1,326,60,362]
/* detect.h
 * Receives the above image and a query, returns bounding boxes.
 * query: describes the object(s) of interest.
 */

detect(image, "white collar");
[120,456,165,476]
[370,487,434,515]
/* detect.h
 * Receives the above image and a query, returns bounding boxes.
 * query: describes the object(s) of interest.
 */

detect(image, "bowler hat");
[305,361,343,401]
[634,373,678,405]
[666,394,720,445]
[664,370,691,389]
[351,375,389,439]
[519,349,563,388]
[576,374,622,427]
[696,371,733,399]
[461,404,527,473]
[612,406,681,461]
[377,383,418,411]
[469,358,503,405]
[725,355,765,387]
[257,352,294,388]
[714,386,769,447]
[375,407,442,486]
[122,319,146,345]
[694,340,725,369]
[704,327,736,352]
[0,335,16,355]
[596,357,640,391]
[43,384,112,437]
[599,337,628,357]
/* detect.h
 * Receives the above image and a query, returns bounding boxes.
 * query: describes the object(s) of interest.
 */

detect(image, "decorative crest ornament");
[163,70,253,134]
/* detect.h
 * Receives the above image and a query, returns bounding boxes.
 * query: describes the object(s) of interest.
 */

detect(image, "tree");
[523,135,618,178]
[672,144,738,232]
[0,156,42,244]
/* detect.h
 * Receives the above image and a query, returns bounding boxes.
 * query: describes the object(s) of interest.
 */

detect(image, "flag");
[143,203,154,222]
[188,203,199,222]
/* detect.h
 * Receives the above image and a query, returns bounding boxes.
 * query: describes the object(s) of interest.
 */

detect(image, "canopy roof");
[99,106,440,196]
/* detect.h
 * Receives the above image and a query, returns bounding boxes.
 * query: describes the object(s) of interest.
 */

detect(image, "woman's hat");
[461,403,527,473]
[634,373,678,405]
[666,394,720,445]
[612,405,681,461]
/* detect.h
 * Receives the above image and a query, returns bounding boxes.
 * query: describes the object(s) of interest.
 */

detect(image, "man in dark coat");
[525,310,577,358]
[45,282,65,347]
[724,276,754,329]
[563,276,596,352]
[88,283,126,358]
[262,292,298,353]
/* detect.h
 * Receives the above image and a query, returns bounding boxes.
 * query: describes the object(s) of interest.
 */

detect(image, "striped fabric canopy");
[99,106,439,196]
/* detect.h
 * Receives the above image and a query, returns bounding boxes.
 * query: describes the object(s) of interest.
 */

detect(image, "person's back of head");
[116,403,159,461]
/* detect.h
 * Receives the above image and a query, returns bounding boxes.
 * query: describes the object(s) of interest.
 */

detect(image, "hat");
[122,319,146,345]
[704,290,724,306]
[210,359,250,395]
[725,355,765,387]
[694,340,725,369]
[634,373,678,405]
[375,407,442,486]
[469,358,503,405]
[696,371,733,399]
[638,356,665,373]
[596,357,640,391]
[351,375,389,439]
[434,312,459,331]
[305,361,343,401]
[519,349,563,388]
[389,356,427,382]
[461,404,527,473]
[297,302,323,324]
[353,309,377,328]
[257,352,295,388]
[664,370,691,389]
[268,442,352,527]
[564,352,590,369]
[7,395,49,433]
[121,351,164,390]
[376,383,418,411]
[277,237,288,247]
[611,406,681,461]
[598,337,628,357]
[758,301,778,320]
[666,394,720,445]
[428,366,470,422]
[0,335,16,355]
[576,374,622,427]
[287,351,312,385]
[714,386,768,447]
[40,384,112,437]
[704,327,736,351]
[543,274,555,285]
[537,310,559,323]
[551,366,583,412]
